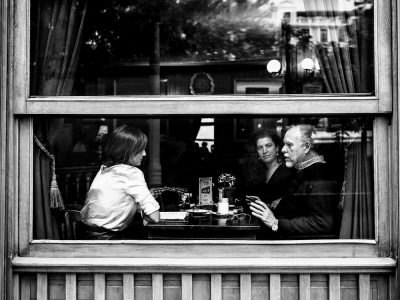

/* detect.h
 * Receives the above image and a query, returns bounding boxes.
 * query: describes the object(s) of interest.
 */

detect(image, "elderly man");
[248,124,338,238]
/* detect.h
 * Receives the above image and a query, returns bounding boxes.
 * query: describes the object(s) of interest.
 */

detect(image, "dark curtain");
[339,131,374,239]
[33,145,60,239]
[32,0,87,239]
[31,0,87,96]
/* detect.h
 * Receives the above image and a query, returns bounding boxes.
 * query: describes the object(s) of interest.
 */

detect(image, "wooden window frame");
[10,0,395,259]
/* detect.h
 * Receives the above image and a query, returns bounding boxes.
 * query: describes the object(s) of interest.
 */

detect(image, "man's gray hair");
[294,124,315,148]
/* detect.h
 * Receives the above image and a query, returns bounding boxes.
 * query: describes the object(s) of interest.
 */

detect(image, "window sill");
[12,256,396,274]
[24,239,380,259]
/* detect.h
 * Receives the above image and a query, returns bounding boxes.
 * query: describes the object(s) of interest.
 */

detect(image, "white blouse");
[81,164,160,231]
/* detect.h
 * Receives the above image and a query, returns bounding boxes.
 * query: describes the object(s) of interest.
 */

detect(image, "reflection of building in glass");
[269,0,361,22]
[272,0,374,94]
[271,0,371,43]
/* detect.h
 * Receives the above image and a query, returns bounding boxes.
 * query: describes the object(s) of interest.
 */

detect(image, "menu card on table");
[199,177,213,205]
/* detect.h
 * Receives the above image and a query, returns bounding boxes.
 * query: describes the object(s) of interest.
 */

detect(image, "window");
[13,0,393,257]
[320,28,328,43]
[30,0,375,96]
[33,115,375,241]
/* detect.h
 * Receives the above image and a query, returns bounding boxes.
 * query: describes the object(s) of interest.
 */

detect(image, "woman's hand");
[249,200,277,229]
[144,210,160,223]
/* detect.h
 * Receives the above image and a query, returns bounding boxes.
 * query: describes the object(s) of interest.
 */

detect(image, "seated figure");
[248,124,338,238]
[81,125,160,239]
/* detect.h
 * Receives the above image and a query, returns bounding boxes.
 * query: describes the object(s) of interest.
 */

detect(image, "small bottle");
[218,188,224,202]
[217,197,229,215]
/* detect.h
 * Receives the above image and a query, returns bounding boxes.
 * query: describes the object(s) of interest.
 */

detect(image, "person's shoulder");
[111,164,144,178]
[304,162,333,180]
[276,164,296,179]
[278,164,296,175]
[124,165,144,175]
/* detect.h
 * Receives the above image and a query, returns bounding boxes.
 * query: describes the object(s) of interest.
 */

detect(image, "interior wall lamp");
[266,59,284,77]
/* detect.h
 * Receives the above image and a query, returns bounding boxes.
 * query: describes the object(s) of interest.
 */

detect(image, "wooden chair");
[150,186,189,212]
[63,209,84,240]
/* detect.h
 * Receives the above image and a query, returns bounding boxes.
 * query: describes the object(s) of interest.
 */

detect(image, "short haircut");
[291,124,315,148]
[104,125,147,167]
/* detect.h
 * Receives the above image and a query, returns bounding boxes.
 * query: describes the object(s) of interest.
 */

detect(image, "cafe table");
[146,211,262,240]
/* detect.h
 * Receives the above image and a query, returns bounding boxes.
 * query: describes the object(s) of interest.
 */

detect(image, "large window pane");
[33,116,374,240]
[30,0,374,96]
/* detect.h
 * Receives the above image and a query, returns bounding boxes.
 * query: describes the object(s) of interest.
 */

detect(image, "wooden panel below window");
[14,272,390,300]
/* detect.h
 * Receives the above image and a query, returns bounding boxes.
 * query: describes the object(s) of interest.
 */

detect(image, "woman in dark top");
[245,129,295,209]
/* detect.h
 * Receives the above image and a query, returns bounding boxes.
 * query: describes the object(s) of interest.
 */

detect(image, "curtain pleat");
[32,0,87,239]
[339,135,374,239]
[34,147,60,239]
[34,0,87,96]
[312,1,372,94]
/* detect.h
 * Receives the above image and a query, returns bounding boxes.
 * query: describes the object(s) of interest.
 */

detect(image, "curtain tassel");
[49,154,65,210]
[34,135,65,210]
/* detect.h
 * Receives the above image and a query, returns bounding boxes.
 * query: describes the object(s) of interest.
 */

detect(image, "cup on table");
[217,198,229,215]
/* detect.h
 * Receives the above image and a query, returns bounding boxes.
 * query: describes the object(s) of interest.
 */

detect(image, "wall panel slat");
[20,275,31,300]
[37,273,47,300]
[65,273,77,300]
[14,271,393,300]
[182,274,193,300]
[193,274,210,300]
[94,274,106,300]
[299,274,310,300]
[329,274,340,300]
[310,274,328,300]
[13,274,20,300]
[211,274,222,300]
[105,274,123,300]
[359,274,370,300]
[163,274,181,300]
[240,274,251,300]
[269,274,281,300]
[152,274,163,300]
[123,274,134,300]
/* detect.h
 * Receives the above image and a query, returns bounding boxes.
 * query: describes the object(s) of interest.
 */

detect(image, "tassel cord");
[33,135,65,210]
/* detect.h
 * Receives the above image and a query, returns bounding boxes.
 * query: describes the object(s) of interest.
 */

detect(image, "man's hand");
[270,198,282,210]
[249,200,278,229]
[245,195,261,203]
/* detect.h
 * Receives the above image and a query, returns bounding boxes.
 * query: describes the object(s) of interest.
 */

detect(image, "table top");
[146,212,262,240]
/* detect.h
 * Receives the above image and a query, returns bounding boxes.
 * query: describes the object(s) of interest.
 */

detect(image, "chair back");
[64,209,84,239]
[150,186,188,212]
[158,190,181,211]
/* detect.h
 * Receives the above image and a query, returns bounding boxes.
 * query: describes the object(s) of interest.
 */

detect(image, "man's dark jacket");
[274,162,338,237]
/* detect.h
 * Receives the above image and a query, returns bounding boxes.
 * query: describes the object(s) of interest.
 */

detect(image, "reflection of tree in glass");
[80,0,281,66]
